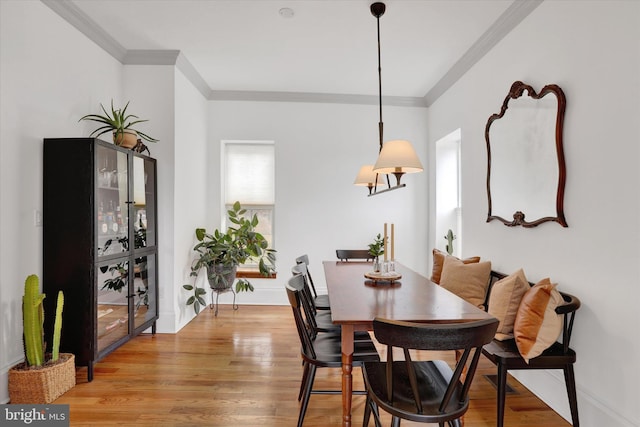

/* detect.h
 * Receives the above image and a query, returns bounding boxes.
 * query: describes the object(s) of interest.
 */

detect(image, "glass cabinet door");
[96,145,129,257]
[96,261,130,352]
[132,156,156,248]
[133,254,157,330]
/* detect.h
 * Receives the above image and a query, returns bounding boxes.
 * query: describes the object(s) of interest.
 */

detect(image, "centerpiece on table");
[368,233,385,272]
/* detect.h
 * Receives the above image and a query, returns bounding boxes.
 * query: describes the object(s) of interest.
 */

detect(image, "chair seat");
[313,312,372,341]
[482,339,576,369]
[313,310,338,332]
[307,332,380,367]
[364,360,468,423]
[314,293,331,310]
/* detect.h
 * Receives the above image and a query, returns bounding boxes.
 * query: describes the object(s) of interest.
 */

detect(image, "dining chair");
[336,249,374,262]
[295,254,331,310]
[291,264,373,340]
[362,317,499,427]
[291,263,338,335]
[286,274,381,427]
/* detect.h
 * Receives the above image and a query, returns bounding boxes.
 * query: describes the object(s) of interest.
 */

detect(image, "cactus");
[22,274,45,367]
[51,291,64,362]
[444,229,456,255]
[21,275,65,367]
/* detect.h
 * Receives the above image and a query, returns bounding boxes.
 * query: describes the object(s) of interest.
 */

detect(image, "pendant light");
[355,2,423,196]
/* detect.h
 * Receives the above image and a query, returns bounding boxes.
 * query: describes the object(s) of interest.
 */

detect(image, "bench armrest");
[556,292,580,315]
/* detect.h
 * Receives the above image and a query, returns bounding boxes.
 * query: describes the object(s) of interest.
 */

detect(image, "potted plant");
[8,275,75,403]
[368,233,385,272]
[79,100,158,150]
[183,201,276,314]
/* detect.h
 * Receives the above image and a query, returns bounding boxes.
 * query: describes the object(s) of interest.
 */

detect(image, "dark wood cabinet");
[43,138,158,381]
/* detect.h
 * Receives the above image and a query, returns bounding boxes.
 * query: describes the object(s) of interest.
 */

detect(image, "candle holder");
[388,260,396,273]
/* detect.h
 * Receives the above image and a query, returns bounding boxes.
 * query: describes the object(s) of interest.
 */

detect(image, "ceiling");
[53,0,540,106]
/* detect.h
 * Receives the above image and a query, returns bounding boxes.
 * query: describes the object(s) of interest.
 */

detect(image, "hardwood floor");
[56,305,571,426]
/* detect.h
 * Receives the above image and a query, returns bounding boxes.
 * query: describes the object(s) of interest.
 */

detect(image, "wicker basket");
[8,353,76,404]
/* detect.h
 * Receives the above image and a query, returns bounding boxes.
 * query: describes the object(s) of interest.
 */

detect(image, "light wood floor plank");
[55,305,571,426]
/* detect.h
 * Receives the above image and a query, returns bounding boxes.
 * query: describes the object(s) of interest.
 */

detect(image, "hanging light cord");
[371,2,390,191]
[376,12,383,154]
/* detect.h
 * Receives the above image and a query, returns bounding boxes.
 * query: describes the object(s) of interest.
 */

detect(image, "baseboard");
[511,370,637,427]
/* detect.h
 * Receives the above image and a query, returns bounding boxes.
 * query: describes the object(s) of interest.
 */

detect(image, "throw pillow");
[513,278,564,363]
[488,269,530,340]
[439,256,491,309]
[430,248,481,284]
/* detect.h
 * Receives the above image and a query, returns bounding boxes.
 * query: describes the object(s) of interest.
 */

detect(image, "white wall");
[173,70,209,331]
[427,1,639,426]
[0,0,123,403]
[123,65,177,335]
[205,100,429,306]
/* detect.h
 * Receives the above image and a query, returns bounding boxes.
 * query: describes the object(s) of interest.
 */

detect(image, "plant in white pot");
[183,201,276,314]
[79,100,158,150]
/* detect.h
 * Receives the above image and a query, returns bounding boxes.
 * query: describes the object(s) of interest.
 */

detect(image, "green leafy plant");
[22,274,64,366]
[183,201,276,314]
[79,100,158,144]
[368,233,385,258]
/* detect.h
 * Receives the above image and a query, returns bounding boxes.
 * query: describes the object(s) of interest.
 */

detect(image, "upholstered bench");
[481,270,581,427]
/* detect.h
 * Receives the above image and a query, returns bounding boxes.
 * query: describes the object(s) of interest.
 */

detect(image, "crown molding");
[41,0,127,62]
[123,50,180,65]
[209,91,427,107]
[175,53,214,99]
[42,0,534,108]
[424,0,543,106]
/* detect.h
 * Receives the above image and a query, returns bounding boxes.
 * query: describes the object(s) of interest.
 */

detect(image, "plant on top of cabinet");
[79,100,158,149]
[183,201,277,314]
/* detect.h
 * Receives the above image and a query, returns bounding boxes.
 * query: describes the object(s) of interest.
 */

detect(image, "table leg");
[341,324,354,427]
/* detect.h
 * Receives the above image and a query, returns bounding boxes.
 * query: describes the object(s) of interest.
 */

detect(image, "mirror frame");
[485,81,568,228]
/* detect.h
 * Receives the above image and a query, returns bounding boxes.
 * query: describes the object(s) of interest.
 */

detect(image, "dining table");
[323,260,495,427]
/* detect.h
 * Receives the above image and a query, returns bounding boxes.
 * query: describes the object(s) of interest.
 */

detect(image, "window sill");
[236,268,277,279]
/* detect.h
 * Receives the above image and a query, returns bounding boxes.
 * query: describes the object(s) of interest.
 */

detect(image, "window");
[222,141,275,253]
[435,129,461,256]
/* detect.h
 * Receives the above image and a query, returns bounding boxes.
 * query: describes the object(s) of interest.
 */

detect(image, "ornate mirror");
[486,81,567,227]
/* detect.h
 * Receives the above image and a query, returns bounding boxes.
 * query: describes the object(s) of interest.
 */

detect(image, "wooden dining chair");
[336,249,374,262]
[291,263,338,335]
[295,254,331,310]
[291,264,373,340]
[286,274,380,427]
[362,317,499,427]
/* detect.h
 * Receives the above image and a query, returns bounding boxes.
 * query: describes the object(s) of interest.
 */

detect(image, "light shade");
[373,140,423,174]
[354,165,386,187]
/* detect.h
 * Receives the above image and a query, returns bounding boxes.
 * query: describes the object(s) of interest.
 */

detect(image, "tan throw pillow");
[513,278,564,363]
[430,248,481,284]
[488,269,530,341]
[439,256,491,309]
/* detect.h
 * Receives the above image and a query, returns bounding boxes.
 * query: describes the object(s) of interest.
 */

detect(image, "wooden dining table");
[323,260,495,427]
